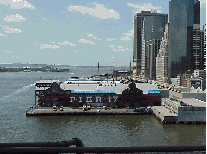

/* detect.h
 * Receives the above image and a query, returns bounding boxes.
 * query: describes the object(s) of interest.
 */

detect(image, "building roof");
[136,83,159,94]
[71,90,116,94]
[147,90,160,94]
[35,80,160,95]
[177,98,206,107]
[36,80,60,83]
[152,106,177,117]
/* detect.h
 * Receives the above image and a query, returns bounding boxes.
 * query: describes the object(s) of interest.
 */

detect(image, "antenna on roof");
[112,57,114,83]
[129,58,131,77]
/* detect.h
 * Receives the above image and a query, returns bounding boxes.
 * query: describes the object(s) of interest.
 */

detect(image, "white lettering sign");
[70,97,76,102]
[69,96,118,102]
[113,96,118,102]
[96,97,101,102]
[79,97,82,102]
[86,97,92,102]
[108,96,111,102]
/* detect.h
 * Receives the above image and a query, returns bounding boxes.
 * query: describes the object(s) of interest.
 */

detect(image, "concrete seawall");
[26,107,151,116]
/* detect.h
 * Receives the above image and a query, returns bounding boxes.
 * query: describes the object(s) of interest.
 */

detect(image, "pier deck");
[26,107,151,116]
[152,106,178,123]
[151,106,206,124]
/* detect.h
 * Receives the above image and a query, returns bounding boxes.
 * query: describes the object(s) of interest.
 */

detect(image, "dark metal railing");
[0,138,84,148]
[0,138,84,154]
[0,138,205,154]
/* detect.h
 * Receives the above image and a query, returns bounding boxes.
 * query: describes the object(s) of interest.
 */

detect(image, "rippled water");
[0,69,205,147]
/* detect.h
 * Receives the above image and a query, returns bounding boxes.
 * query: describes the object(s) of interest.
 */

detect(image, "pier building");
[35,79,161,108]
[152,98,206,124]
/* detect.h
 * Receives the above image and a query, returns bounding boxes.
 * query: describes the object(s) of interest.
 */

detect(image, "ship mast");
[98,62,99,75]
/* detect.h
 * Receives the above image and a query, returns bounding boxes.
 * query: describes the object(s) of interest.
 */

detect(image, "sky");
[0,0,206,66]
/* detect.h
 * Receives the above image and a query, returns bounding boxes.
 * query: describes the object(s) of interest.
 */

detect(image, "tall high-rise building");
[156,24,170,83]
[168,0,200,77]
[133,11,168,77]
[203,24,206,70]
[201,25,206,70]
[146,39,161,79]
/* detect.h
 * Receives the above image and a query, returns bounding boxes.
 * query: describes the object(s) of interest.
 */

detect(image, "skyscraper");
[202,24,206,70]
[156,24,170,83]
[146,39,161,79]
[133,11,168,77]
[168,0,200,77]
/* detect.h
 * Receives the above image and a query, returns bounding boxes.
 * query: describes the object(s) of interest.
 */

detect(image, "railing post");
[72,138,84,154]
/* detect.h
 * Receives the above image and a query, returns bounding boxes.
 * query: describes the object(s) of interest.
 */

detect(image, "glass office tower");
[133,11,168,77]
[168,0,200,77]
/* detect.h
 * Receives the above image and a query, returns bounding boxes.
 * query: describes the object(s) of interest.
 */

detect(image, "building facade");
[146,39,161,79]
[156,24,170,83]
[133,11,168,77]
[161,98,206,123]
[203,24,206,70]
[168,0,200,77]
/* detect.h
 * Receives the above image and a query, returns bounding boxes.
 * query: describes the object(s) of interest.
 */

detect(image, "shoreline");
[26,107,151,116]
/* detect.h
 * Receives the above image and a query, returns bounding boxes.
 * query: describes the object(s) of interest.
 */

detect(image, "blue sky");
[0,0,206,66]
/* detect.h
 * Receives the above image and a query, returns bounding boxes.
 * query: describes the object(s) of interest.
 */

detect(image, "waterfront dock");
[26,107,151,116]
[152,106,178,124]
[26,106,206,125]
[152,105,206,124]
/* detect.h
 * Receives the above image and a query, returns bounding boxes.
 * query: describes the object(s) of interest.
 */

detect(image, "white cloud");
[4,14,26,22]
[200,0,206,8]
[122,30,133,37]
[68,2,120,19]
[0,25,22,33]
[112,48,117,52]
[120,30,133,41]
[0,33,6,37]
[87,34,93,38]
[109,45,117,52]
[74,51,77,52]
[118,49,126,52]
[79,39,96,44]
[127,2,162,13]
[118,48,129,52]
[43,18,47,20]
[57,41,76,46]
[120,36,131,41]
[51,41,55,44]
[107,38,116,41]
[200,0,206,3]
[0,0,35,9]
[87,34,101,40]
[40,44,60,49]
[109,45,129,52]
[5,51,12,53]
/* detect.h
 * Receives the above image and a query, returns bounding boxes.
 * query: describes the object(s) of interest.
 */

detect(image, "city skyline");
[0,0,206,66]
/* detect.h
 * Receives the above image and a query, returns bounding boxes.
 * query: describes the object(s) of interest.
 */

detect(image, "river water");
[0,67,205,147]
